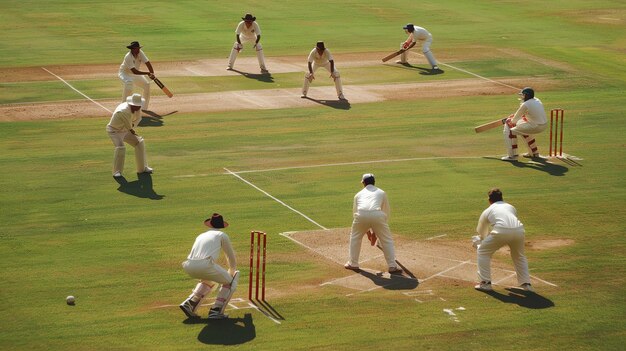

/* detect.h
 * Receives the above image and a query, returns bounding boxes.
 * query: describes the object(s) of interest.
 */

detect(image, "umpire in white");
[345,174,402,274]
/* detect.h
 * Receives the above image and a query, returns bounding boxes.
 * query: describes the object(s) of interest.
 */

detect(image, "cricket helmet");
[519,87,534,100]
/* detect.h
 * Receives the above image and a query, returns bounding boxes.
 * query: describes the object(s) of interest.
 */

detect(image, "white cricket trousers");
[119,71,151,110]
[477,230,531,285]
[183,258,236,311]
[106,126,149,175]
[348,210,398,269]
[503,121,547,157]
[302,62,344,98]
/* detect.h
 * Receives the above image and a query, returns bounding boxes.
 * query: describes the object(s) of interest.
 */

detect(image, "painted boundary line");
[412,52,521,91]
[174,155,491,178]
[41,67,112,113]
[224,167,327,230]
[227,156,488,175]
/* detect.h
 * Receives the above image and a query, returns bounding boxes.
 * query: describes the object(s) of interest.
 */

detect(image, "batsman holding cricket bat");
[501,87,547,161]
[119,41,157,111]
[396,24,440,71]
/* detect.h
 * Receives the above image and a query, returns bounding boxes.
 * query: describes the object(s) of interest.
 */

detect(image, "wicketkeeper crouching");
[180,213,239,320]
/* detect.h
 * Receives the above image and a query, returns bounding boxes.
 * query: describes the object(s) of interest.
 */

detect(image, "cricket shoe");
[208,307,228,320]
[520,283,534,292]
[226,66,233,71]
[432,65,440,71]
[139,166,153,174]
[395,60,408,64]
[113,171,123,178]
[500,155,518,162]
[344,263,360,272]
[338,94,347,101]
[389,267,403,275]
[260,68,269,74]
[474,281,493,291]
[179,299,200,319]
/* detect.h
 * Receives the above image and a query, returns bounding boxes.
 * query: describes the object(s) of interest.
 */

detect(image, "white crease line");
[224,168,327,230]
[41,67,112,113]
[421,260,472,282]
[247,302,282,324]
[530,274,558,287]
[280,232,343,265]
[426,234,447,240]
[492,272,517,285]
[433,59,520,91]
[228,156,488,174]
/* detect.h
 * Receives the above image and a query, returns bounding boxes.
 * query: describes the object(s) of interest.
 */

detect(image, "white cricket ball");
[66,295,76,305]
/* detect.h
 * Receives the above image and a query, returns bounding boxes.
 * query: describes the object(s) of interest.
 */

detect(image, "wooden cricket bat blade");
[382,49,405,62]
[474,118,506,133]
[153,78,173,98]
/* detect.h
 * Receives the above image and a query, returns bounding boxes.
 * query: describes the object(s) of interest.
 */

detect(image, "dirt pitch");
[0,49,567,121]
[283,228,568,295]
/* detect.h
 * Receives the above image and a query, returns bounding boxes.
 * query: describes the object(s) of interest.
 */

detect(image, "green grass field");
[1,1,625,350]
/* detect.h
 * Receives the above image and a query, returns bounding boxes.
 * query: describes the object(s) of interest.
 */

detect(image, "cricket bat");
[382,49,406,62]
[474,118,507,133]
[153,77,173,98]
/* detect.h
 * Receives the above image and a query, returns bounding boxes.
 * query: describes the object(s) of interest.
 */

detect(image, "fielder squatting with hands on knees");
[473,188,533,292]
[227,13,269,74]
[301,41,346,101]
[180,213,239,320]
[119,41,156,112]
[106,93,153,178]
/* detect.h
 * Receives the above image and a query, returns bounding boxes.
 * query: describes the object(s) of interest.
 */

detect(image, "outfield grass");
[1,1,625,350]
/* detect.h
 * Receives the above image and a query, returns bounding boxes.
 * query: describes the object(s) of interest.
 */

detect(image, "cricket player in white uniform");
[227,13,269,74]
[179,213,239,320]
[345,174,401,274]
[118,41,155,111]
[502,87,547,161]
[473,188,533,292]
[106,93,153,177]
[397,24,440,70]
[301,41,346,100]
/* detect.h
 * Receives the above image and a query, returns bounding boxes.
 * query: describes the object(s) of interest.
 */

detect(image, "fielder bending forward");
[180,213,239,320]
[473,188,533,292]
[106,93,153,178]
[227,13,269,74]
[397,23,439,71]
[501,87,547,161]
[118,41,155,111]
[345,174,401,274]
[301,41,346,100]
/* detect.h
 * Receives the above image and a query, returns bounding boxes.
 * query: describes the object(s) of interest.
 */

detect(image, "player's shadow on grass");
[139,110,178,127]
[301,96,351,110]
[193,313,256,345]
[484,156,568,176]
[385,62,444,75]
[114,173,164,200]
[230,68,274,83]
[359,270,419,290]
[481,288,555,309]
